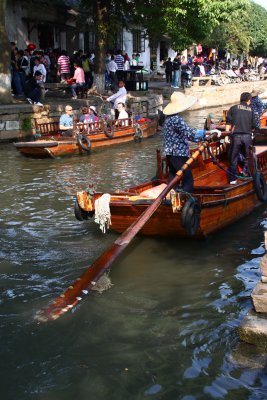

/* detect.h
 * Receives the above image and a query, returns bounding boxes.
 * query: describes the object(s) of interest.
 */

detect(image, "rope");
[94,193,112,233]
[206,143,250,181]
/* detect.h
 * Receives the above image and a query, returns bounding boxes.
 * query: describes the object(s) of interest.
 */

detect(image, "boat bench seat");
[34,119,61,136]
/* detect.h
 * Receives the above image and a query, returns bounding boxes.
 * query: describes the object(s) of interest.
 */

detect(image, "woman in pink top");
[70,62,85,99]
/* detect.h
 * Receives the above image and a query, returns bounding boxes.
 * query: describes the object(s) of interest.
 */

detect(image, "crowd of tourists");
[10,41,143,102]
[162,51,267,88]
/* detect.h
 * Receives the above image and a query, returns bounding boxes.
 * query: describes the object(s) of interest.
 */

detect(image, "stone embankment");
[1,79,267,142]
[239,232,267,348]
[186,80,267,110]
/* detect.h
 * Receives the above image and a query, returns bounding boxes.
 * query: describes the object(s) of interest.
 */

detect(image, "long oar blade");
[35,136,214,322]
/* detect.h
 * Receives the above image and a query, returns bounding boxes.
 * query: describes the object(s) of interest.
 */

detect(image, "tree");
[162,0,251,50]
[249,2,267,56]
[81,0,138,91]
[0,0,12,104]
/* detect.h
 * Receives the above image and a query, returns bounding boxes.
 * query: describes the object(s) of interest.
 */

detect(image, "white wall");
[123,29,151,70]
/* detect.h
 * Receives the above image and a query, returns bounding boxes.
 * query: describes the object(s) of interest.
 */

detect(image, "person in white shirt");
[33,57,47,82]
[33,57,47,99]
[105,80,127,119]
[117,102,129,126]
[107,55,118,89]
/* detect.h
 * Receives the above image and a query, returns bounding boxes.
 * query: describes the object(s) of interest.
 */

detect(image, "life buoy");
[181,197,201,235]
[253,171,267,202]
[103,121,114,138]
[134,124,144,141]
[77,134,91,152]
[74,200,94,221]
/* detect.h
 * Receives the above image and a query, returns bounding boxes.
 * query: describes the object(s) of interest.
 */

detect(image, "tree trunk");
[0,0,12,104]
[94,0,108,93]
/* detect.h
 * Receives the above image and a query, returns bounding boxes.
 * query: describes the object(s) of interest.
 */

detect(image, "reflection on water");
[1,108,267,400]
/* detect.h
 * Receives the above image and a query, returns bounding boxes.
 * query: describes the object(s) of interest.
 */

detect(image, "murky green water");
[1,108,267,400]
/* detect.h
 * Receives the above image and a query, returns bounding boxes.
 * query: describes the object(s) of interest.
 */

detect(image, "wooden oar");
[35,133,218,322]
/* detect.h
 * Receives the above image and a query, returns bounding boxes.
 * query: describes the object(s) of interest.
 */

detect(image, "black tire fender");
[134,124,144,141]
[103,121,114,138]
[77,134,91,152]
[253,171,267,202]
[74,199,94,221]
[181,197,201,236]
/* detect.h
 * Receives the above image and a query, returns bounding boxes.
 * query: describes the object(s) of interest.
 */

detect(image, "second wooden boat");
[14,116,158,158]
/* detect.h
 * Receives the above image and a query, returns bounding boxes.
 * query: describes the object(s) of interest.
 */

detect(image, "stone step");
[251,281,267,313]
[239,309,267,349]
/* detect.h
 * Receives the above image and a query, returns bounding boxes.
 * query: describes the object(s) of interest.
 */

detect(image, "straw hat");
[251,88,264,97]
[89,106,98,115]
[163,92,197,115]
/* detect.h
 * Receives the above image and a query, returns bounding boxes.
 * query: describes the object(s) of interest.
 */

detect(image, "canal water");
[1,108,267,400]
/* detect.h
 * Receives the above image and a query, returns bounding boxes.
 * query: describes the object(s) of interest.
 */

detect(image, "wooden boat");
[74,141,267,238]
[211,111,267,142]
[14,116,158,158]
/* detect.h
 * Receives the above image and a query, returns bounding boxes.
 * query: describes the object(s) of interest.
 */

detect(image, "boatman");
[226,92,256,184]
[104,80,127,119]
[163,91,220,193]
[59,105,74,137]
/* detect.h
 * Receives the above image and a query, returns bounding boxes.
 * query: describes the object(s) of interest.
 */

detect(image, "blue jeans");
[12,70,23,95]
[71,83,85,97]
[27,88,41,102]
[172,70,180,87]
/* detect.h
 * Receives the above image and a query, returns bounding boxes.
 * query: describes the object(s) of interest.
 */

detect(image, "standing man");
[226,92,256,184]
[107,55,118,90]
[105,80,127,119]
[164,57,173,84]
[171,53,181,88]
[59,105,74,137]
[114,50,125,82]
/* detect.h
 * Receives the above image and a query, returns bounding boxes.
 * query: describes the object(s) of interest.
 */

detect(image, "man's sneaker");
[26,97,32,104]
[240,170,249,177]
[230,180,237,185]
[173,86,180,89]
[34,102,43,106]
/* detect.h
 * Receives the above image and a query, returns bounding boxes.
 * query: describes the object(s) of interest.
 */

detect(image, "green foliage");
[21,117,33,131]
[249,2,267,55]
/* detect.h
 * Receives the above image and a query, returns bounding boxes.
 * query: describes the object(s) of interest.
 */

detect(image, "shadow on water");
[1,111,267,399]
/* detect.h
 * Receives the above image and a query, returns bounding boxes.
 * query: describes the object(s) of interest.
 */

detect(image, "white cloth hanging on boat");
[94,193,111,233]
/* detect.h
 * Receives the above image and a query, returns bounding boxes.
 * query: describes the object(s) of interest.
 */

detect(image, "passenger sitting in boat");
[163,92,220,193]
[226,92,256,184]
[79,107,90,123]
[88,106,99,123]
[59,105,74,137]
[116,102,129,127]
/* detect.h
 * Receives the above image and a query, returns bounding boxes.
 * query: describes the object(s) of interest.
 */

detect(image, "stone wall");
[185,80,267,110]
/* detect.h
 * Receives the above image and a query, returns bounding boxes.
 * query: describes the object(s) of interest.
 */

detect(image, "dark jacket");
[164,60,173,72]
[226,102,256,134]
[172,57,181,71]
[24,77,40,96]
